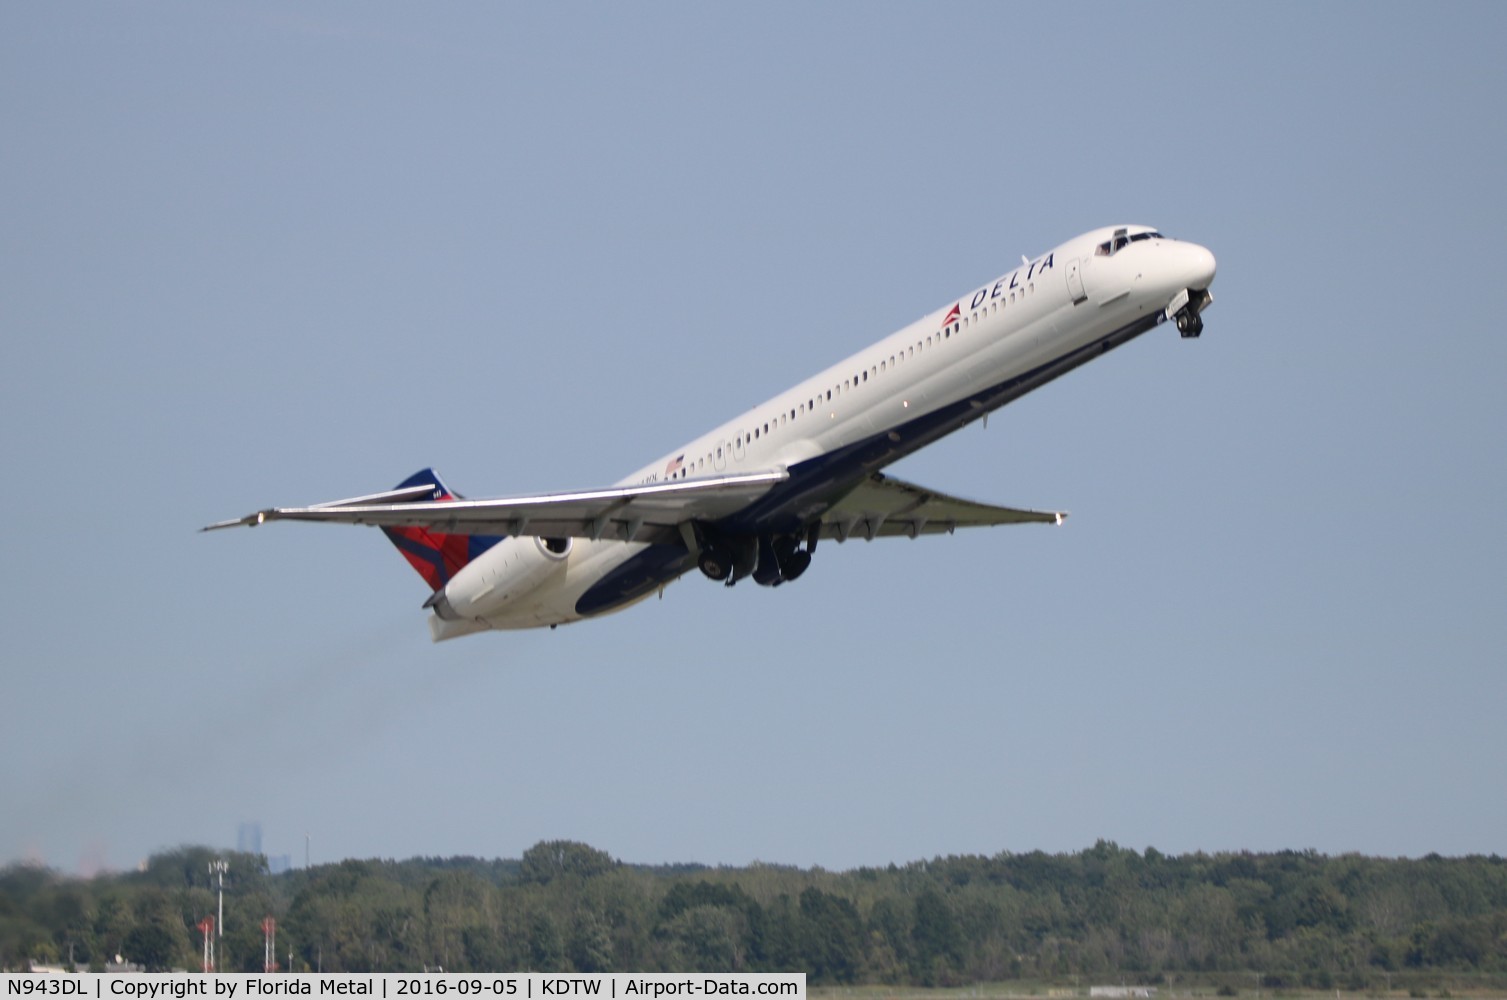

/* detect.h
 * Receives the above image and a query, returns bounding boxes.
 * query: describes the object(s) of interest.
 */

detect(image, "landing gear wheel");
[1176,310,1203,338]
[780,549,812,581]
[698,545,733,582]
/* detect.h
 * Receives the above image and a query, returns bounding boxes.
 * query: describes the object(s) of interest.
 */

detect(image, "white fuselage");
[444,226,1216,634]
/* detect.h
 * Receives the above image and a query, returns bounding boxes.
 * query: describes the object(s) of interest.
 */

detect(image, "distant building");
[237,821,262,855]
[1091,989,1156,999]
[267,855,292,875]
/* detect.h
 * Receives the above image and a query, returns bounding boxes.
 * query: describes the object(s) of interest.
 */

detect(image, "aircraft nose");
[1182,241,1217,289]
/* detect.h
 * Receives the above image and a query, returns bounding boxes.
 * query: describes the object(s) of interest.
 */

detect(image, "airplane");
[206,225,1216,640]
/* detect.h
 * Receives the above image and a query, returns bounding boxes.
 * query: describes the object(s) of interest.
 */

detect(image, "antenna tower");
[197,916,215,972]
[263,916,278,972]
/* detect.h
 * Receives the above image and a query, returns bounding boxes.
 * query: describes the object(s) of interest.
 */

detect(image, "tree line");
[3,840,1506,990]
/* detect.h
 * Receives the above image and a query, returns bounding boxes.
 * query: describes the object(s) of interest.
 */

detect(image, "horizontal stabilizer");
[203,469,791,546]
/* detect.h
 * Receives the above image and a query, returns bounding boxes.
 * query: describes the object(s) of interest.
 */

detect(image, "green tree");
[911,887,963,984]
[424,872,490,971]
[122,888,191,972]
[797,888,862,984]
[569,912,614,972]
[527,911,564,969]
[662,905,746,971]
[867,895,913,974]
[520,842,617,885]
[123,922,178,972]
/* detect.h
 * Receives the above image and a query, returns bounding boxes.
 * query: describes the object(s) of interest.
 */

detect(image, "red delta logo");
[941,303,960,330]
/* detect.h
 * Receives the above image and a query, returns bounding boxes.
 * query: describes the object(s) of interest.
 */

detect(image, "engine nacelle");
[426,535,572,622]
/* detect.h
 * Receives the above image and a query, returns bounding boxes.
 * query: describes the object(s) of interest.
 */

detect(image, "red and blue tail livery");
[380,469,504,591]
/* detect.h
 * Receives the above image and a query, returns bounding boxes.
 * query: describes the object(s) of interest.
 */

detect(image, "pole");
[198,917,215,973]
[210,860,228,938]
[263,917,277,973]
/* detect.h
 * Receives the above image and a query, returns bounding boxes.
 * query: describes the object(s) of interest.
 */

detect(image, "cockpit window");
[1094,229,1164,256]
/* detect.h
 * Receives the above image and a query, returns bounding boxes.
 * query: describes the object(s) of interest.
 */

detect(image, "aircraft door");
[1066,258,1087,304]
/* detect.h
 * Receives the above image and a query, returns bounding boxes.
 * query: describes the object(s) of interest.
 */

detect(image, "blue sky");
[3,2,1504,875]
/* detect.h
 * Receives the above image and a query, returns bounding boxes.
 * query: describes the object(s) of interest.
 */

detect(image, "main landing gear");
[696,526,817,588]
[697,545,734,582]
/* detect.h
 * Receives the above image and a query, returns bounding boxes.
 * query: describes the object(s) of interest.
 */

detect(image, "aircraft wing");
[203,469,789,545]
[816,472,1064,541]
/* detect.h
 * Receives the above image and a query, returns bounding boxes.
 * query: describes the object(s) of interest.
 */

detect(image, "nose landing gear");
[1174,308,1203,338]
[1167,287,1213,339]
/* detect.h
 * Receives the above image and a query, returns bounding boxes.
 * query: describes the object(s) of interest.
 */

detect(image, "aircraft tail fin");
[381,468,504,590]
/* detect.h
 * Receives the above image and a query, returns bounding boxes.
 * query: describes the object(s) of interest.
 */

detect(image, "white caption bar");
[1,973,805,1000]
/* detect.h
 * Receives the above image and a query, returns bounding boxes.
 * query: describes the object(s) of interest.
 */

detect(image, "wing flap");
[203,469,789,544]
[818,472,1064,542]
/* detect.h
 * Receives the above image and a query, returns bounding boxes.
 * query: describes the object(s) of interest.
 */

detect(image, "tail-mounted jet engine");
[425,534,572,622]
